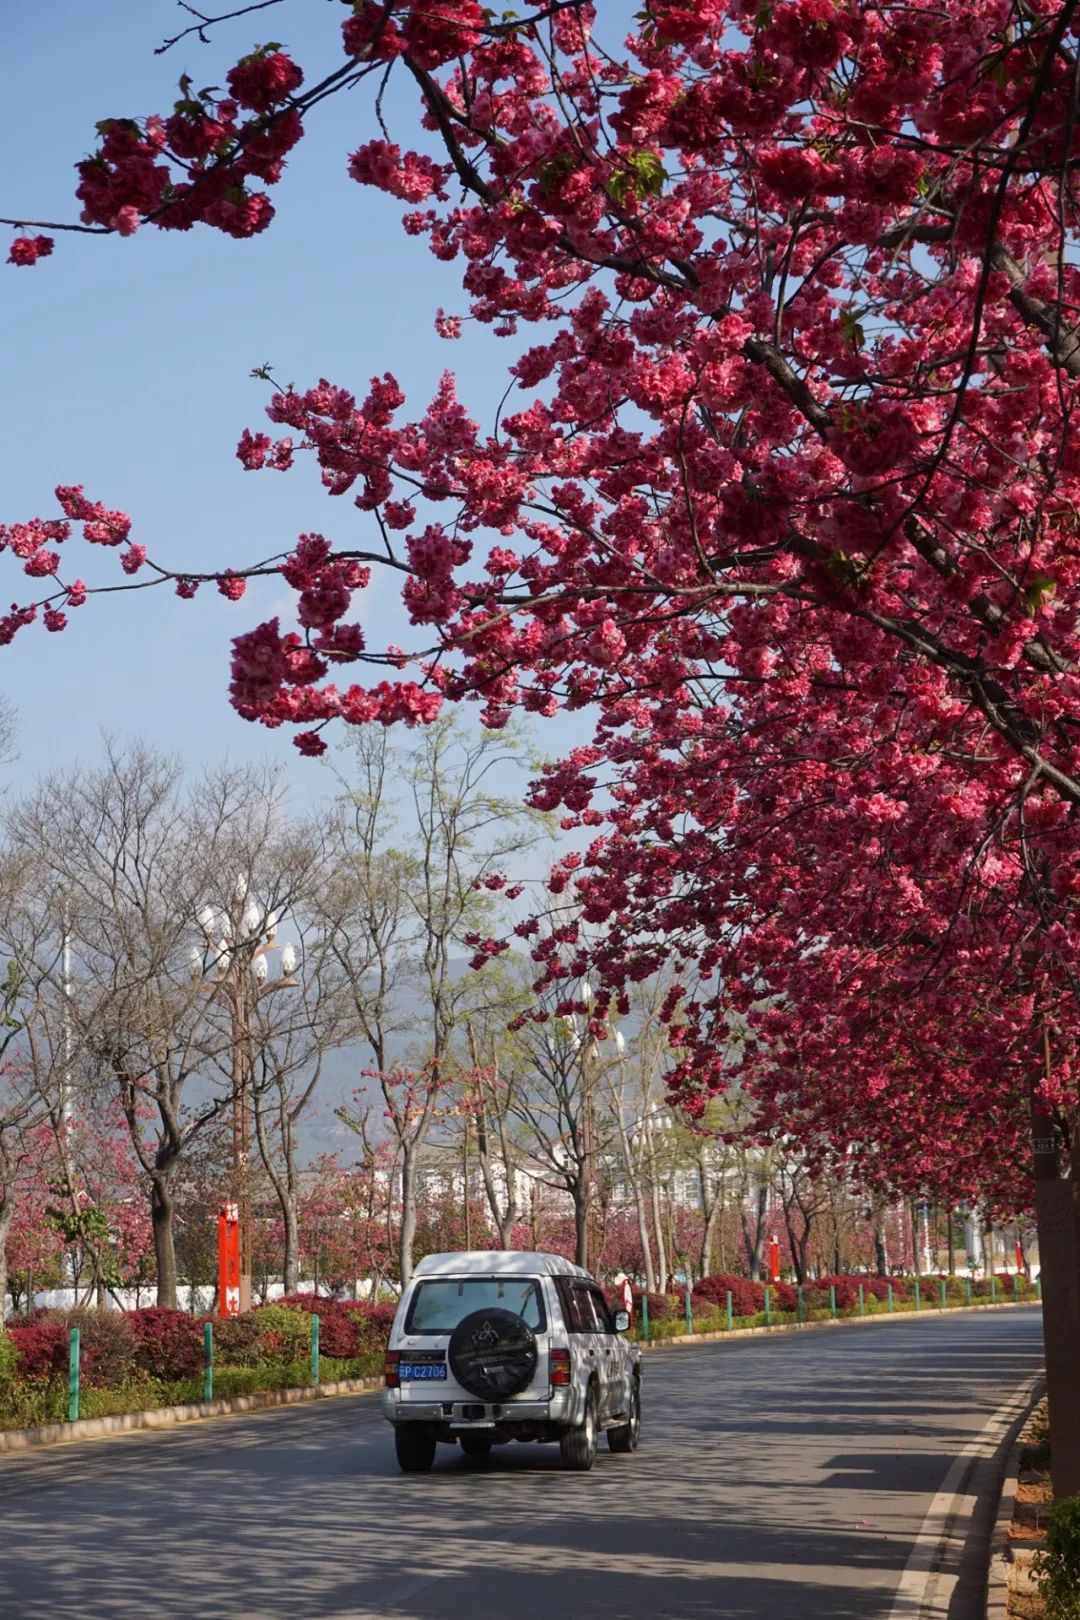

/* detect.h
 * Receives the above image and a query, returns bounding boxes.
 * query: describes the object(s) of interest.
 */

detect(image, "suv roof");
[412,1250,592,1279]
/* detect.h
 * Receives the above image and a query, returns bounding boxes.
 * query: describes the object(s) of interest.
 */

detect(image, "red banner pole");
[218,1202,241,1316]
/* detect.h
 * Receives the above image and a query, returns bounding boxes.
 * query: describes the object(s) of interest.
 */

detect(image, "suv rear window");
[404,1277,546,1334]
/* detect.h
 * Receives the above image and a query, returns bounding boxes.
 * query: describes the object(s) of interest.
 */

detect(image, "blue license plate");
[400,1363,447,1381]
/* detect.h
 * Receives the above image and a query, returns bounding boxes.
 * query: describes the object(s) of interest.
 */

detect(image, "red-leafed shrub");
[251,1303,309,1361]
[278,1294,361,1358]
[210,1313,262,1366]
[771,1282,798,1311]
[39,1308,136,1386]
[346,1300,396,1348]
[602,1286,658,1323]
[809,1276,859,1311]
[126,1308,203,1379]
[971,1275,1021,1298]
[626,1286,671,1321]
[692,1274,765,1317]
[7,1320,69,1380]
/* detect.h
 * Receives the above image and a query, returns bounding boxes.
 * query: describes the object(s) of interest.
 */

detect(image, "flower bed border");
[986,1393,1052,1620]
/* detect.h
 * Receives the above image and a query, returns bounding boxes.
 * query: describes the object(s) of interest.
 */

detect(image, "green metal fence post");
[725,1290,733,1333]
[1013,1273,1020,1302]
[67,1327,80,1423]
[940,1279,947,1311]
[764,1286,771,1326]
[887,1283,894,1312]
[203,1322,213,1404]
[829,1285,837,1320]
[642,1294,650,1343]
[685,1288,692,1336]
[797,1285,805,1323]
[914,1279,921,1311]
[311,1313,321,1386]
[966,1277,972,1305]
[991,1275,998,1304]
[858,1283,865,1316]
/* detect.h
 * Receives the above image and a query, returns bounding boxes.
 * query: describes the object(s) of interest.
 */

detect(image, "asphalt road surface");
[0,1308,1044,1620]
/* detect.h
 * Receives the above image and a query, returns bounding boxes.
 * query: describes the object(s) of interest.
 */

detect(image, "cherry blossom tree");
[7,0,1080,1483]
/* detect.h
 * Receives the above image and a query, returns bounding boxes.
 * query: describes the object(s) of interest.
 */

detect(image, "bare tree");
[0,973,53,1311]
[774,1153,831,1285]
[500,970,624,1272]
[453,1013,522,1248]
[733,1147,769,1281]
[328,719,547,1286]
[247,855,361,1294]
[4,742,306,1307]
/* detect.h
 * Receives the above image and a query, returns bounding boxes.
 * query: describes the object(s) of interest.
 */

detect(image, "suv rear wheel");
[395,1428,436,1473]
[559,1382,598,1471]
[608,1378,641,1453]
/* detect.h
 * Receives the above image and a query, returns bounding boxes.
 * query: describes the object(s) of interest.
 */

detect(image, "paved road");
[0,1309,1043,1619]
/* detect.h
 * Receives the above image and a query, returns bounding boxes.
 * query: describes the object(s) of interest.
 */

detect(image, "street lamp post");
[193,877,298,1313]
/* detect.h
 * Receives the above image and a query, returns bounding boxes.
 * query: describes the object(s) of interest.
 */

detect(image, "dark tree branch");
[155,0,286,55]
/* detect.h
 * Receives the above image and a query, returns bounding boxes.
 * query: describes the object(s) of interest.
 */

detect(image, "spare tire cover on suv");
[447,1307,538,1400]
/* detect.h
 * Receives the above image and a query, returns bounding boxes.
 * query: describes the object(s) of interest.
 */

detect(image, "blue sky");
[2,0,560,802]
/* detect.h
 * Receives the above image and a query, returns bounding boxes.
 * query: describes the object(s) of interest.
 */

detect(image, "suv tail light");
[384,1350,400,1389]
[549,1347,571,1387]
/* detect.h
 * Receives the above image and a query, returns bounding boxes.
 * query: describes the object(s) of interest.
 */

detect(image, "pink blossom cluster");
[56,46,306,247]
[7,234,53,266]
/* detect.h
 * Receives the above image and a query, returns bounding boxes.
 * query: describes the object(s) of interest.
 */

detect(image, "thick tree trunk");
[282,1198,300,1296]
[650,1178,668,1293]
[874,1227,889,1277]
[798,1221,813,1284]
[151,1176,178,1309]
[0,1193,12,1319]
[636,1188,656,1292]
[475,1115,519,1250]
[743,1181,768,1281]
[574,1178,589,1270]
[1034,1175,1080,1499]
[399,1149,418,1287]
[698,1157,723,1279]
[783,1208,806,1284]
[254,1096,300,1295]
[1030,1051,1080,1500]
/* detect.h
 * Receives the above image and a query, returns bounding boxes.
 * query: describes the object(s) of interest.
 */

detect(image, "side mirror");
[614,1310,630,1333]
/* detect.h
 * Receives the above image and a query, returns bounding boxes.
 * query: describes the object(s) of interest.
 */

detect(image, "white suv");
[382,1250,642,1472]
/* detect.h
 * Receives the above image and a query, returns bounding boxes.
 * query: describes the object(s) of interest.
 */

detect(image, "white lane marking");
[887,1379,1038,1618]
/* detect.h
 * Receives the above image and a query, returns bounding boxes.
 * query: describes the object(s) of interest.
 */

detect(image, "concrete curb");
[0,1298,1039,1458]
[986,1384,1049,1620]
